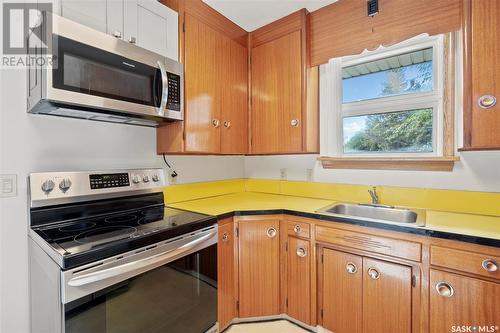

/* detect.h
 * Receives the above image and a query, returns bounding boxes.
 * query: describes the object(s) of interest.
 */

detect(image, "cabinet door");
[470,0,500,148]
[362,257,412,333]
[134,0,178,60]
[287,237,311,325]
[60,0,107,32]
[429,269,500,333]
[217,220,238,331]
[106,0,123,39]
[184,14,221,153]
[322,249,362,333]
[220,35,249,154]
[238,219,280,317]
[251,31,302,154]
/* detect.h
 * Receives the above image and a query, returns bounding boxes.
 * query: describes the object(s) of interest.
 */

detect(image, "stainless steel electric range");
[28,169,218,333]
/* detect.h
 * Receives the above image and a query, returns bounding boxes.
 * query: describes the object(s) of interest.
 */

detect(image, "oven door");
[62,227,217,333]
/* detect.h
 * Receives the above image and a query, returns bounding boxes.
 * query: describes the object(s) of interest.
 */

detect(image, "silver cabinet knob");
[224,121,231,128]
[113,31,122,39]
[212,119,220,128]
[367,267,380,280]
[143,175,150,183]
[436,282,454,297]
[293,224,301,233]
[478,95,497,109]
[222,232,229,242]
[296,247,307,257]
[152,174,159,182]
[290,119,299,127]
[266,227,277,238]
[59,178,72,193]
[128,36,136,44]
[41,180,55,194]
[132,175,141,184]
[346,262,358,274]
[482,259,498,272]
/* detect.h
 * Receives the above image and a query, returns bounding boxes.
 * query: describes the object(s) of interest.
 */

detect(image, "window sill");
[318,156,460,172]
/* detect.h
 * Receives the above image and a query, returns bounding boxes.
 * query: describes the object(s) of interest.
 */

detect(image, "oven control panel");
[29,169,166,207]
[90,173,130,189]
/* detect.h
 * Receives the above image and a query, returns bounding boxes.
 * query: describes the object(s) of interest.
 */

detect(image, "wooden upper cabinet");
[238,219,280,318]
[220,35,249,154]
[249,10,319,154]
[463,0,500,149]
[429,269,500,333]
[157,1,248,155]
[184,14,221,153]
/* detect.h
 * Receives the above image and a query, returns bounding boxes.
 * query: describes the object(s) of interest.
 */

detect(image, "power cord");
[162,154,178,178]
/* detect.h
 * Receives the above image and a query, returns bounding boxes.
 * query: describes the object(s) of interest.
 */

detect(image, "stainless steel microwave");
[27,13,183,127]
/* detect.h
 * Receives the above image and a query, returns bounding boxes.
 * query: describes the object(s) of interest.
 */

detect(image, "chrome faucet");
[368,187,379,205]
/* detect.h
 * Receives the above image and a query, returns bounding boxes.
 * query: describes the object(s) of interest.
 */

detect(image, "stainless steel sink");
[317,203,426,226]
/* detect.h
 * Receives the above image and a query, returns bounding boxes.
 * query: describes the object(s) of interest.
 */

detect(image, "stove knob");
[59,178,72,193]
[41,180,55,194]
[132,175,141,184]
[152,174,159,182]
[143,175,150,183]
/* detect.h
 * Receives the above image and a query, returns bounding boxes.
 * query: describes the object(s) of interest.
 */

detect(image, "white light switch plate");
[0,174,17,198]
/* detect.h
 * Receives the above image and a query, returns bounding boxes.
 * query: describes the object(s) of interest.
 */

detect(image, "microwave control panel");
[166,72,181,111]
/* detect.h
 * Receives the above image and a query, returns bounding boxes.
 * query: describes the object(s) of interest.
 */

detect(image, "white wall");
[244,152,500,192]
[0,46,243,333]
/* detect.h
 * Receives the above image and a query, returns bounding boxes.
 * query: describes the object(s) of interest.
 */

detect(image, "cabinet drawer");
[286,220,310,239]
[315,225,421,262]
[431,246,500,280]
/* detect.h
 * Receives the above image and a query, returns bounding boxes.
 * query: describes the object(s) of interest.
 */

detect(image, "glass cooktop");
[33,206,216,268]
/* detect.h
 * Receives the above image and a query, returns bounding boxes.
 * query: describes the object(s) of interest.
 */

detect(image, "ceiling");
[202,0,338,32]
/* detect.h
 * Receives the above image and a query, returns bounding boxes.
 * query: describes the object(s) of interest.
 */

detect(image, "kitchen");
[0,0,499,332]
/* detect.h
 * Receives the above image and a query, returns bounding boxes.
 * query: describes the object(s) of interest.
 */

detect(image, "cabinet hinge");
[285,241,288,252]
[285,297,288,307]
[235,227,239,238]
[411,275,416,288]
[321,253,324,263]
[236,301,239,311]
[183,21,185,32]
[320,309,324,319]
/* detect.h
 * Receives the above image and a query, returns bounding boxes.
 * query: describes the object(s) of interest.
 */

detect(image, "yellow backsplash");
[165,178,500,216]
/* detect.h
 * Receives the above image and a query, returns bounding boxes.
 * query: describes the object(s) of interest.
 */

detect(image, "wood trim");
[249,9,305,47]
[309,0,462,66]
[318,156,460,171]
[461,0,473,149]
[443,33,456,157]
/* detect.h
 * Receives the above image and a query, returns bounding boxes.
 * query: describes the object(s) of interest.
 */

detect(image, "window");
[321,34,450,159]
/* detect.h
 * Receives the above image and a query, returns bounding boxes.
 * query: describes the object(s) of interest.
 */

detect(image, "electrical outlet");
[280,168,287,180]
[0,174,17,198]
[306,169,314,182]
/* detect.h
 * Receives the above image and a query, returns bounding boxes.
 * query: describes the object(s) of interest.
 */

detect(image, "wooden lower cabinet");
[217,219,238,331]
[322,249,363,333]
[286,236,311,325]
[321,248,412,333]
[429,269,500,333]
[238,219,280,318]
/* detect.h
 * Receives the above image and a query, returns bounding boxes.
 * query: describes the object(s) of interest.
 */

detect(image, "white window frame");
[321,34,445,158]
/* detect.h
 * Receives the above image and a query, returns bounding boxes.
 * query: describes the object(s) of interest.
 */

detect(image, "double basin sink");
[316,203,426,227]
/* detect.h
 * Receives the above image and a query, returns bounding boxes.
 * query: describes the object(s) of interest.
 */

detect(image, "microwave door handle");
[156,61,168,116]
[67,230,216,287]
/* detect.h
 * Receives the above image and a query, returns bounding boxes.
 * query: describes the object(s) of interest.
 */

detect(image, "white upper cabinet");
[53,0,178,60]
[60,0,107,33]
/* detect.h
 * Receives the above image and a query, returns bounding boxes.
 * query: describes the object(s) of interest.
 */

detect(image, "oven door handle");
[156,61,168,116]
[67,230,216,287]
